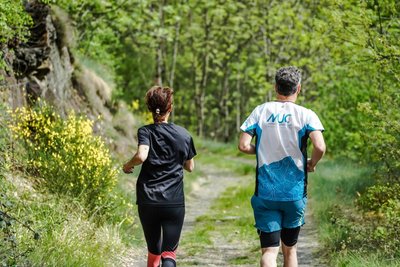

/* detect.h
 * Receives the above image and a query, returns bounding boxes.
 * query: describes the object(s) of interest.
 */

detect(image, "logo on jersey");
[267,113,292,124]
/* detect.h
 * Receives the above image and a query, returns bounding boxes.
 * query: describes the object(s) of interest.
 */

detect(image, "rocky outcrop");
[6,2,75,111]
[0,1,136,157]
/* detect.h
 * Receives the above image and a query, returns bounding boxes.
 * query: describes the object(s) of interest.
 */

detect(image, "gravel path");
[120,162,326,267]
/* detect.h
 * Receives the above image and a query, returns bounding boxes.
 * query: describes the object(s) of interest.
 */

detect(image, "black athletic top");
[136,123,196,207]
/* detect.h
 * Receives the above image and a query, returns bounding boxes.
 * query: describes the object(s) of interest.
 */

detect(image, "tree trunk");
[223,71,230,142]
[194,7,210,138]
[155,1,165,86]
[216,65,230,141]
[235,72,242,133]
[169,17,181,121]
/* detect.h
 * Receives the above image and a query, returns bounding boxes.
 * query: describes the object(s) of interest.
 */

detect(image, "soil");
[121,163,326,267]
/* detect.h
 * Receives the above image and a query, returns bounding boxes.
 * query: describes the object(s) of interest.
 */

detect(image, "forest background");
[0,0,399,266]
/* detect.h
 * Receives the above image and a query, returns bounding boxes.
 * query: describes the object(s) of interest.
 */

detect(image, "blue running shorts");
[251,195,307,233]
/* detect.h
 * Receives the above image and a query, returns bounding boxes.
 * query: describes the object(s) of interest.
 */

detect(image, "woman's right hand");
[123,163,134,174]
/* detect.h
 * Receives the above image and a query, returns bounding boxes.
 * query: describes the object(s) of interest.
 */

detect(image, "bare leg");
[282,243,298,267]
[260,247,279,267]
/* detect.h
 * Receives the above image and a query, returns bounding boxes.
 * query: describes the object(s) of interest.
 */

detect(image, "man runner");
[238,66,326,267]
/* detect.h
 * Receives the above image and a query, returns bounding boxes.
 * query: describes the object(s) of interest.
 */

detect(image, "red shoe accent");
[147,252,161,267]
[161,250,176,260]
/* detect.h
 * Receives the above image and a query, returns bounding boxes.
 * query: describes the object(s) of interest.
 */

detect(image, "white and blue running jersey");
[240,101,324,201]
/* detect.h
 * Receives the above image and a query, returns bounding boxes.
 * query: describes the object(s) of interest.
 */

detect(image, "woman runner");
[123,86,196,267]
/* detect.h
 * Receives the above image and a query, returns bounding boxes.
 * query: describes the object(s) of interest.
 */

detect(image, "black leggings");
[138,205,185,263]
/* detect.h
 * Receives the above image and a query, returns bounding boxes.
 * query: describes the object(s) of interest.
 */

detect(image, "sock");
[147,251,161,267]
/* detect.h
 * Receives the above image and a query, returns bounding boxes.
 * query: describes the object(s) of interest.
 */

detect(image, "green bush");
[0,1,32,44]
[0,0,33,70]
[358,101,400,182]
[9,101,118,210]
[357,183,400,214]
[310,160,400,264]
[329,206,400,258]
[327,183,400,258]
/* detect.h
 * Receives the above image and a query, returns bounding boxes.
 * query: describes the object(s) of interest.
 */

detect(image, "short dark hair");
[275,66,301,96]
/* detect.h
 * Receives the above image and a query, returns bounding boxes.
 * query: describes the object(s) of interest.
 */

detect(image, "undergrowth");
[310,159,400,266]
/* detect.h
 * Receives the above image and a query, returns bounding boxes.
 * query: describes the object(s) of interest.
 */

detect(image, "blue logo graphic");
[267,113,292,123]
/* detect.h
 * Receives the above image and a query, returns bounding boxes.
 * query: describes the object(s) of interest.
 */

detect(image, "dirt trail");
[297,210,325,267]
[121,162,326,267]
[179,166,253,266]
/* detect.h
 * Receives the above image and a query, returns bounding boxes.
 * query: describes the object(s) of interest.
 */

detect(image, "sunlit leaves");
[0,0,32,44]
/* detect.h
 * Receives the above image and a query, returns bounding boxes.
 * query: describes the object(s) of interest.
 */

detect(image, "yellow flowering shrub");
[9,102,118,209]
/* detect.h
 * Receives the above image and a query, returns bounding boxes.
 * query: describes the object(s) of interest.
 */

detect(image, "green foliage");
[319,1,400,260]
[287,0,400,162]
[0,1,32,44]
[49,0,399,152]
[328,199,400,258]
[332,252,400,267]
[3,0,399,152]
[51,0,330,140]
[357,183,400,214]
[54,0,134,71]
[357,100,400,181]
[311,159,400,264]
[9,101,118,210]
[0,0,32,70]
[308,3,400,260]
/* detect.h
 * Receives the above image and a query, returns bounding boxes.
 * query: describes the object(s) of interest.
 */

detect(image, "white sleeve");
[307,110,324,132]
[240,106,260,136]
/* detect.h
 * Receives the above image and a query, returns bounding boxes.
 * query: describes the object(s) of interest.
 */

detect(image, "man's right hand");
[307,159,316,172]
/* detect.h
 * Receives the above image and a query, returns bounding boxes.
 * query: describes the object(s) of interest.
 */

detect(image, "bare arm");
[307,131,326,172]
[238,132,256,154]
[122,145,150,173]
[184,158,195,172]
